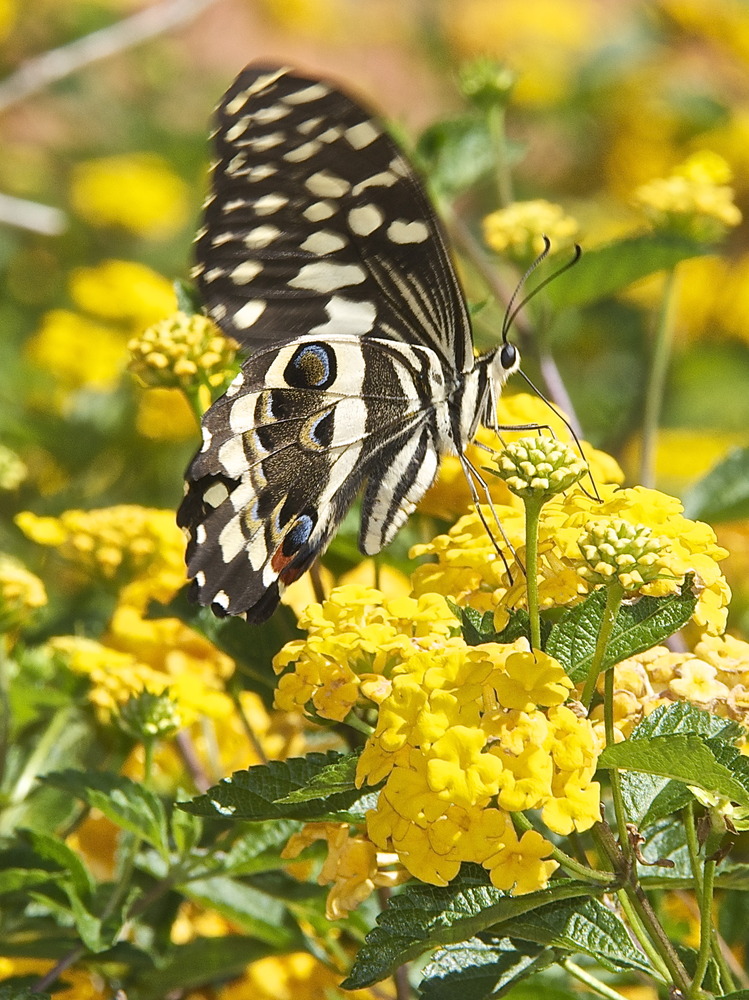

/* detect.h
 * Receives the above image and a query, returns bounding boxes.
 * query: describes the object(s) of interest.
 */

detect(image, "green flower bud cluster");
[118,689,182,742]
[577,518,670,590]
[493,436,587,500]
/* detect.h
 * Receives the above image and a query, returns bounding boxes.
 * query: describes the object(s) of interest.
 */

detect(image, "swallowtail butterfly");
[178,63,521,623]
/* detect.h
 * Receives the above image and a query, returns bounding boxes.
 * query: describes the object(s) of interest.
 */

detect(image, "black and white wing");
[192,63,474,373]
[180,63,480,623]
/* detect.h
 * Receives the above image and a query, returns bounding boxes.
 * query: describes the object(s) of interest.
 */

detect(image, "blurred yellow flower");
[25,309,129,395]
[0,444,27,490]
[445,0,604,105]
[70,259,175,329]
[0,553,47,633]
[483,199,579,265]
[71,153,188,237]
[632,152,742,242]
[135,385,199,440]
[16,505,185,603]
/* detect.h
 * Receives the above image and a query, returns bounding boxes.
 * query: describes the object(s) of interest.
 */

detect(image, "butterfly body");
[179,63,520,622]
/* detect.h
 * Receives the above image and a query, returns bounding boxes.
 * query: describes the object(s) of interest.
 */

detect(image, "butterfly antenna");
[501,236,551,344]
[518,368,601,501]
[503,243,582,342]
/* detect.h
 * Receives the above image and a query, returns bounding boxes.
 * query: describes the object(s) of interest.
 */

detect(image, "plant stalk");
[640,267,679,488]
[580,582,624,710]
[523,496,544,649]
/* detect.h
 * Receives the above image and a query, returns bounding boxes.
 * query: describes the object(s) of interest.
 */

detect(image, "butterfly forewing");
[179,63,510,623]
[193,64,473,372]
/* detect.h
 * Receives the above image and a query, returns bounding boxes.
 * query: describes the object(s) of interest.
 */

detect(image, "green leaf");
[416,116,499,197]
[545,234,708,308]
[718,991,749,998]
[180,753,377,823]
[546,581,697,683]
[24,829,95,900]
[174,279,202,315]
[0,868,63,895]
[598,734,749,807]
[683,446,749,522]
[179,876,302,947]
[342,866,603,989]
[634,817,694,882]
[620,702,743,825]
[274,751,360,804]
[451,601,498,646]
[502,897,651,973]
[0,988,51,1000]
[135,936,276,1000]
[419,938,554,1000]
[42,771,169,855]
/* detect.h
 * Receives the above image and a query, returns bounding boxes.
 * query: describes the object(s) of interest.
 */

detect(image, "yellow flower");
[129,311,239,392]
[135,386,198,440]
[282,822,408,920]
[273,587,459,722]
[25,309,129,395]
[0,553,47,632]
[632,151,742,242]
[668,659,730,705]
[70,259,175,329]
[71,153,188,237]
[484,827,558,895]
[483,199,580,265]
[16,506,186,610]
[492,650,572,711]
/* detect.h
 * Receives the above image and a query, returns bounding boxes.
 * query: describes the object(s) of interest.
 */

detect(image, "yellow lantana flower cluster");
[356,638,599,892]
[413,484,729,636]
[273,587,458,721]
[15,505,185,606]
[483,199,579,264]
[128,312,239,395]
[632,151,742,242]
[596,633,749,741]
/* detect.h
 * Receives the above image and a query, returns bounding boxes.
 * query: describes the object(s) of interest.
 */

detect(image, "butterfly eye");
[500,342,518,371]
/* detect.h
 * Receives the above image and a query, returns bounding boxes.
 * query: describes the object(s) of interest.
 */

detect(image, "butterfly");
[178,63,521,623]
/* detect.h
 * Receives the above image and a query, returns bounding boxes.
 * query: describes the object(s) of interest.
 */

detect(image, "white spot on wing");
[219,435,249,477]
[289,261,366,292]
[348,204,384,236]
[244,225,280,248]
[352,171,397,195]
[305,170,350,198]
[247,132,284,152]
[310,295,376,336]
[254,193,288,215]
[253,103,290,124]
[233,300,267,328]
[204,482,229,508]
[387,219,430,244]
[284,140,321,162]
[219,515,246,563]
[283,83,329,104]
[345,121,380,149]
[300,230,347,254]
[304,201,335,222]
[231,260,263,284]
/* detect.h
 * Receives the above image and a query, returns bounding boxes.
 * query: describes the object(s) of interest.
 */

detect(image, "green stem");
[229,684,268,765]
[488,104,513,207]
[580,582,624,710]
[512,813,613,885]
[182,384,206,425]
[604,666,631,861]
[640,267,679,488]
[563,959,630,1000]
[690,858,716,998]
[523,496,543,650]
[616,889,669,981]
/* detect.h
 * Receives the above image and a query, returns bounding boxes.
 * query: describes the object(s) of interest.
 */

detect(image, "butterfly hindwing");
[179,335,446,621]
[193,63,474,373]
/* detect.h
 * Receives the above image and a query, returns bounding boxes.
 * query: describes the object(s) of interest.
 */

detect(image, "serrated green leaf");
[180,753,377,823]
[635,816,694,880]
[599,734,749,807]
[545,234,708,308]
[179,876,302,947]
[419,937,553,1000]
[342,866,604,989]
[621,769,693,828]
[275,751,360,804]
[547,582,697,682]
[23,830,94,900]
[502,897,651,973]
[630,701,743,741]
[683,447,749,523]
[42,771,169,856]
